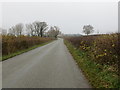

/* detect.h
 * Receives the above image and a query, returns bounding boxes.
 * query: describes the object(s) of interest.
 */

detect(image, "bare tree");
[26,23,35,36]
[33,21,48,37]
[47,26,55,37]
[15,23,23,36]
[47,26,61,38]
[40,22,48,37]
[8,23,23,36]
[83,25,94,35]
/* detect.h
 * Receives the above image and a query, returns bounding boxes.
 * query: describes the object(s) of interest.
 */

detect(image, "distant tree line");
[1,21,61,38]
[1,22,95,37]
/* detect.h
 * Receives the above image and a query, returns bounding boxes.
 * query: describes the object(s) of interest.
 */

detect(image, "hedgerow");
[2,35,53,56]
[64,33,119,88]
[65,33,119,73]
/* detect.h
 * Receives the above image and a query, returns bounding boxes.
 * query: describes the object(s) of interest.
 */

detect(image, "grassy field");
[64,33,119,88]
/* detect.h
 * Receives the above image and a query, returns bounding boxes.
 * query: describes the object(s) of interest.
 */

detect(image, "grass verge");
[64,40,119,88]
[1,41,53,61]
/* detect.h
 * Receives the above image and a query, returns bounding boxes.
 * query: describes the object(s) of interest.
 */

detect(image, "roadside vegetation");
[1,35,53,61]
[64,33,119,88]
[1,20,61,61]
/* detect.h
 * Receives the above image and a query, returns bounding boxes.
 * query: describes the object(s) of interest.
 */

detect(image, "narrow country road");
[3,39,91,88]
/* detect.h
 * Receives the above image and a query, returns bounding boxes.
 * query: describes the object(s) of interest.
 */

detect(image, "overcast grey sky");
[1,2,118,34]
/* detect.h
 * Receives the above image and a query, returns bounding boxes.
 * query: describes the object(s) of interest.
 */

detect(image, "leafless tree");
[33,21,48,37]
[47,26,61,38]
[15,23,23,36]
[8,23,23,36]
[26,23,35,36]
[83,25,94,35]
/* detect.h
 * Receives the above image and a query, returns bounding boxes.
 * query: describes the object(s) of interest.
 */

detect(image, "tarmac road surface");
[3,39,91,88]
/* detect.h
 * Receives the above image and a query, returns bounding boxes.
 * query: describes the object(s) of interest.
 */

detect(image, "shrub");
[2,35,52,56]
[92,34,118,66]
[65,33,119,70]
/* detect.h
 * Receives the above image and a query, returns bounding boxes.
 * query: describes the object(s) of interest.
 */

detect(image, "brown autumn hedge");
[65,33,119,69]
[2,35,53,56]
